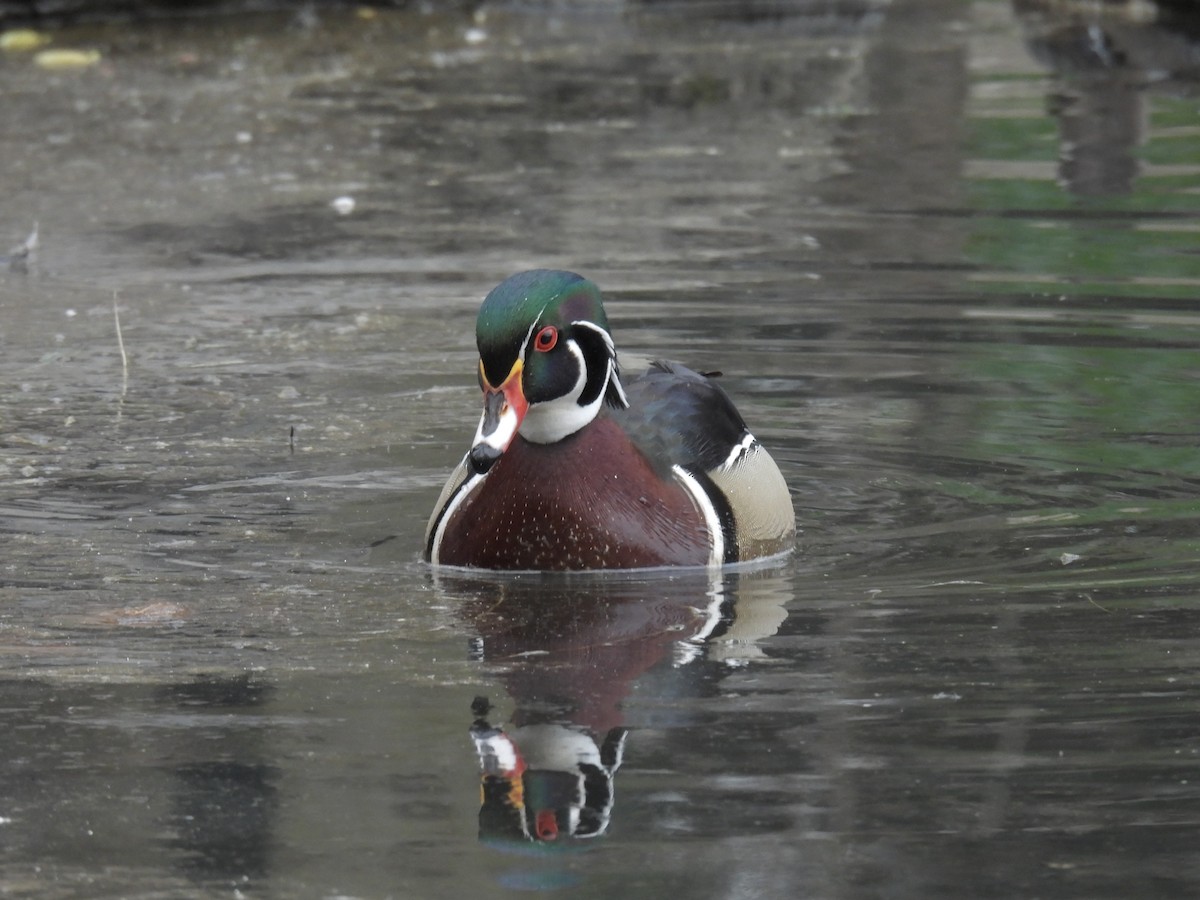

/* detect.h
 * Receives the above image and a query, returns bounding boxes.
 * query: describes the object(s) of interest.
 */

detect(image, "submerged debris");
[3,223,37,272]
[34,47,102,69]
[0,28,50,52]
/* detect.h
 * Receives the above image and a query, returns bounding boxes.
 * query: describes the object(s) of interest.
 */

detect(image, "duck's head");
[468,270,628,475]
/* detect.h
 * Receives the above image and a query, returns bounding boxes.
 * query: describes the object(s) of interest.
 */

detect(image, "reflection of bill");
[452,567,791,844]
[472,697,628,842]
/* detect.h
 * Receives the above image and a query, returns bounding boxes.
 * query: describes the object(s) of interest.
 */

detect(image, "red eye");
[534,325,558,352]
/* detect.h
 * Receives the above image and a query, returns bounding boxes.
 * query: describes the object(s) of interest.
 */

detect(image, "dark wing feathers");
[606,360,748,474]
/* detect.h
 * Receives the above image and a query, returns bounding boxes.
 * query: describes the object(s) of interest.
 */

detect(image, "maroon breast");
[436,418,711,570]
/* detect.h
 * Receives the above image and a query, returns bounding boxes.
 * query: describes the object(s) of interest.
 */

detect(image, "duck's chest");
[435,419,711,570]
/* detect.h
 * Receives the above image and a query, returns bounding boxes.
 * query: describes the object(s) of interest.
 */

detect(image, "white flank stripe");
[429,465,485,566]
[672,464,724,567]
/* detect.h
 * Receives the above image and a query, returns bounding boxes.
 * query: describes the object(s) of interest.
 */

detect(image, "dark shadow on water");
[0,673,281,893]
[167,761,279,883]
[156,675,279,886]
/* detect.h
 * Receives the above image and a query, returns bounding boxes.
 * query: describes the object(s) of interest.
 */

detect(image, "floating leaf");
[0,29,49,52]
[34,48,101,70]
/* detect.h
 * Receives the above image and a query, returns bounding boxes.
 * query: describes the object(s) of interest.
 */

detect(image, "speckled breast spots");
[434,420,712,570]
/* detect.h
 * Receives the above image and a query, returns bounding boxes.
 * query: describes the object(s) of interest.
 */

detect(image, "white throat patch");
[518,338,600,444]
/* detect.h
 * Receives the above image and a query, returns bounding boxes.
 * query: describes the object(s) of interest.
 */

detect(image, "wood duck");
[424,270,796,570]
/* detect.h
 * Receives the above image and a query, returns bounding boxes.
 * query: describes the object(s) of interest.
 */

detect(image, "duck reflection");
[438,567,790,844]
[471,696,627,842]
[1015,0,1200,196]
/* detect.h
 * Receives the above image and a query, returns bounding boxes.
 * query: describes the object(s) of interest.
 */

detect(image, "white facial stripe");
[516,304,549,365]
[608,359,628,407]
[572,319,628,408]
[572,319,615,355]
[564,338,588,393]
[473,402,521,452]
[515,317,625,444]
[672,464,724,568]
[516,318,538,365]
[518,338,595,443]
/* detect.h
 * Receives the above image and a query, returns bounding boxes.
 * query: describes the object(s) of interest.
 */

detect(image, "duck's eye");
[534,325,558,352]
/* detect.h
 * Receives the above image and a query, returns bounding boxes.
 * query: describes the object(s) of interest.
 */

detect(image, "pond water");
[2,0,1200,897]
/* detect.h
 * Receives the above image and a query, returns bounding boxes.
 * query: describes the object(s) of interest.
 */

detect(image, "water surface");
[2,1,1199,897]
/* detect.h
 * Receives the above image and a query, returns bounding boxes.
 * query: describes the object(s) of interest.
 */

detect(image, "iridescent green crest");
[476,270,609,386]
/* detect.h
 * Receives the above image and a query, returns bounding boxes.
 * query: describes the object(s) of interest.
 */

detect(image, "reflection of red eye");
[534,325,558,352]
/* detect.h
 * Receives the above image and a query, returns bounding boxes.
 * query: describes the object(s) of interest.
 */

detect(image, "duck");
[424,269,795,570]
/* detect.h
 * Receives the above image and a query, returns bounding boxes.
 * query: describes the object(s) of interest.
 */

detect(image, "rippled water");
[2,1,1199,897]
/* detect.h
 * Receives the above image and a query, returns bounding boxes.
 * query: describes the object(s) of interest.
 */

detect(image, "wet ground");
[2,0,1200,897]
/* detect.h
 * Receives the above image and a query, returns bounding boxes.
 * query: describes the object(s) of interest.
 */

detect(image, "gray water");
[2,1,1199,897]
